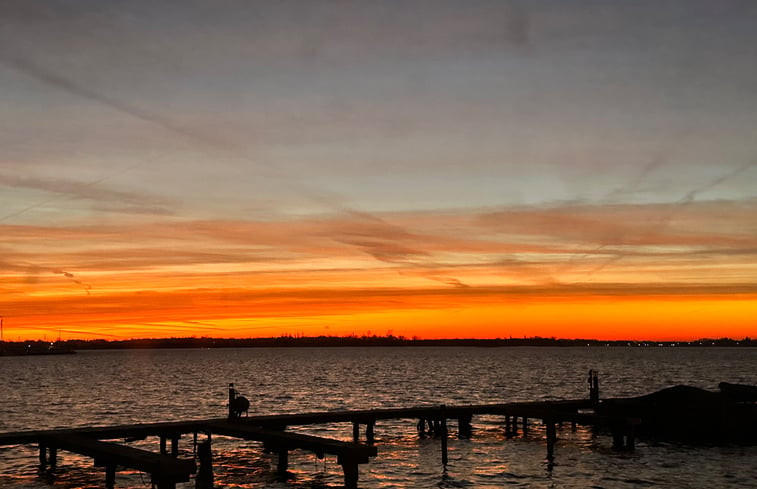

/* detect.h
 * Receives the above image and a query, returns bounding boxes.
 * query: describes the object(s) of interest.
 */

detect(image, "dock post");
[352,421,360,442]
[512,416,519,436]
[522,417,529,435]
[417,418,426,438]
[505,415,511,436]
[154,480,176,489]
[571,420,577,432]
[341,462,359,489]
[277,450,288,474]
[193,431,198,455]
[38,442,47,468]
[171,435,179,457]
[160,435,167,455]
[105,463,116,489]
[440,420,448,466]
[48,446,57,469]
[196,439,214,489]
[457,414,472,439]
[626,424,635,451]
[545,419,556,460]
[611,422,624,450]
[440,405,448,466]
[366,420,375,444]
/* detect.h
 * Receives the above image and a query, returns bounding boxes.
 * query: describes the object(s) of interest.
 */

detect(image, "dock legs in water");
[416,415,450,466]
[352,420,376,444]
[38,443,58,471]
[611,422,635,451]
[159,435,180,456]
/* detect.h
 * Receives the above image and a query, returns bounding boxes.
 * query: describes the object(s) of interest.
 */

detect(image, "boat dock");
[0,399,639,488]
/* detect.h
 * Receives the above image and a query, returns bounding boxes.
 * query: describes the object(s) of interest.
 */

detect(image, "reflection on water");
[0,347,756,488]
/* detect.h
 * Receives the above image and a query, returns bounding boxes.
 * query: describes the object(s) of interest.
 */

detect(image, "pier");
[0,396,640,488]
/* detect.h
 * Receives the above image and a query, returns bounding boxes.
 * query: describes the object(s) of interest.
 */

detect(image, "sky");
[1,0,757,341]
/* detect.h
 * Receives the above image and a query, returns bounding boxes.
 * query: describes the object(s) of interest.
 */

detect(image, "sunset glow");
[2,1,756,341]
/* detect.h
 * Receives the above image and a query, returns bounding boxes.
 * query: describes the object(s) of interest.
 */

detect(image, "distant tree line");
[2,335,755,353]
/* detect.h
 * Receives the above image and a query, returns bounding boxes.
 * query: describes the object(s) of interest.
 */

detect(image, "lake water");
[0,347,756,488]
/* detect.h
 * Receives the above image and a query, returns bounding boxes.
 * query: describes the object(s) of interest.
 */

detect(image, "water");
[0,347,756,488]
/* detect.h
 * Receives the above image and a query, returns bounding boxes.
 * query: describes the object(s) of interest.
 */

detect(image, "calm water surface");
[0,347,756,488]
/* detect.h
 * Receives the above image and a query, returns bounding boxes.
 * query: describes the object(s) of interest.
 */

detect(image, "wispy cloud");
[0,173,176,221]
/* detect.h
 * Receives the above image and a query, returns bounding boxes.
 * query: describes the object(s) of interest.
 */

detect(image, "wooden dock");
[0,399,639,488]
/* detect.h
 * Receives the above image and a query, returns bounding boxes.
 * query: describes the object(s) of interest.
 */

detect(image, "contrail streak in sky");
[0,56,227,149]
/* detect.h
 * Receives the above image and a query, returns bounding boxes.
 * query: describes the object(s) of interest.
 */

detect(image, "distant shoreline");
[1,335,754,352]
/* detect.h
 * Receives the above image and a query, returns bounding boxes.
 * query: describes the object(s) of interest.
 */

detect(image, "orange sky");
[2,205,756,341]
[2,2,757,341]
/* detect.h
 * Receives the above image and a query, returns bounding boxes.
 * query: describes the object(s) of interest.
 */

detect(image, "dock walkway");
[0,399,638,488]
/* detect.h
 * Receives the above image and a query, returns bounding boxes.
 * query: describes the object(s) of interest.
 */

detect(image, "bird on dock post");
[227,383,250,420]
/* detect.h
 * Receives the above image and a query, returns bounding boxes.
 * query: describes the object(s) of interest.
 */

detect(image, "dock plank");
[207,421,377,463]
[0,399,606,448]
[45,434,195,481]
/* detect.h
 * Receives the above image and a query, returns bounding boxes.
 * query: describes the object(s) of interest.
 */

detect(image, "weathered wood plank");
[45,434,195,482]
[207,421,377,463]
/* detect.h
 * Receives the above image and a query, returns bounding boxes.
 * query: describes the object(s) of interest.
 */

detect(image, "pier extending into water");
[0,395,640,489]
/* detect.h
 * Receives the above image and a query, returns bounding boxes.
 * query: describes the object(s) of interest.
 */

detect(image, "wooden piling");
[522,417,529,435]
[626,426,635,451]
[159,435,167,455]
[611,424,624,450]
[457,414,472,439]
[366,421,375,444]
[440,405,448,466]
[545,419,556,460]
[440,418,448,466]
[195,439,213,489]
[105,463,116,489]
[38,442,47,468]
[341,462,359,489]
[48,446,57,469]
[154,479,176,489]
[417,418,426,438]
[352,422,360,443]
[171,435,179,457]
[277,450,288,474]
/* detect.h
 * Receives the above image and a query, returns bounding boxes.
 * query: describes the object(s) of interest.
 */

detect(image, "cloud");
[0,173,176,221]
[0,55,227,149]
[4,281,757,329]
[2,198,756,314]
